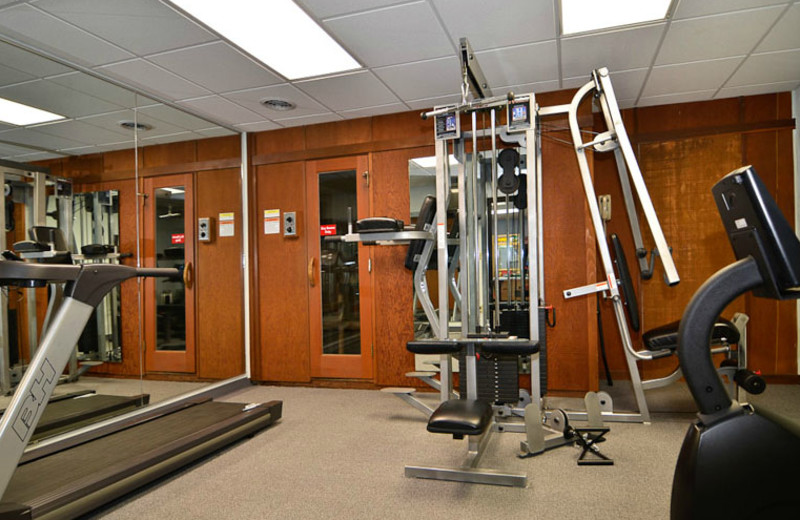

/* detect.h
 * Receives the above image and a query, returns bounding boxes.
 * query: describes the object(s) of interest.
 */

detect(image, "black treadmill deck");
[0,399,282,520]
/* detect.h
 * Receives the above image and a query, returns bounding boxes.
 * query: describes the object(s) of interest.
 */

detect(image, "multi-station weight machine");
[367,38,687,486]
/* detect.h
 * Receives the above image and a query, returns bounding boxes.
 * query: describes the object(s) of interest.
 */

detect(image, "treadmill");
[0,261,282,519]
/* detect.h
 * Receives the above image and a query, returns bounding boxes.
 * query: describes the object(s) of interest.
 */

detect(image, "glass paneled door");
[143,174,195,373]
[306,156,373,379]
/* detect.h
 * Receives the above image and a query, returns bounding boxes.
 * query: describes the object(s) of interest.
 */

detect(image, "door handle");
[308,257,316,287]
[183,261,193,289]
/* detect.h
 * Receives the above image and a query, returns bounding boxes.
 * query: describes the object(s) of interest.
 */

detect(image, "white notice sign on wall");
[219,212,235,237]
[264,209,280,234]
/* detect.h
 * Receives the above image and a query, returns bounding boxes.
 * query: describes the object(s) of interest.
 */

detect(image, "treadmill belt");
[32,394,150,441]
[1,399,281,519]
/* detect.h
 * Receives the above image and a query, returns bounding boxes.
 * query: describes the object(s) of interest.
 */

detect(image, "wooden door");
[306,156,374,379]
[143,174,196,373]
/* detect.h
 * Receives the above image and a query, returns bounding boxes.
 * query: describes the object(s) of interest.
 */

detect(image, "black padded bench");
[427,399,493,437]
[643,318,739,356]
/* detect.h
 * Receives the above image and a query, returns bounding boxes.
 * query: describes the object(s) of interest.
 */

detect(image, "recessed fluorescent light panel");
[561,0,673,35]
[0,97,65,126]
[168,0,361,80]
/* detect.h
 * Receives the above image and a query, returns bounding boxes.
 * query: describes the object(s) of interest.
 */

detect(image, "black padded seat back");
[643,317,739,351]
[610,233,640,332]
[427,398,493,436]
[15,226,72,264]
[405,195,436,271]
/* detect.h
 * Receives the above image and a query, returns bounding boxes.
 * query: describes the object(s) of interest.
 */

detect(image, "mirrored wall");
[0,35,244,432]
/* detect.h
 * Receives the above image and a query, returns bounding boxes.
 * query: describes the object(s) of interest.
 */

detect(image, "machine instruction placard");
[264,209,280,235]
[219,212,235,237]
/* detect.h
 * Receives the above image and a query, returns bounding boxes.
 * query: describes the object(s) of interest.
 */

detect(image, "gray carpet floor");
[74,380,799,520]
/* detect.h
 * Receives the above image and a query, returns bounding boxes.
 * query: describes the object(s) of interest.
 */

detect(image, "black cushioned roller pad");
[407,340,464,354]
[427,399,493,436]
[643,317,739,351]
[356,217,404,233]
[477,340,539,355]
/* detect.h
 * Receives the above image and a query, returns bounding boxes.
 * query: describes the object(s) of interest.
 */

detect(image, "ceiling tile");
[139,131,195,145]
[0,79,124,117]
[34,0,216,56]
[756,3,800,53]
[78,109,188,140]
[136,103,220,131]
[32,118,130,144]
[0,63,35,87]
[48,71,139,108]
[642,57,743,97]
[432,0,555,50]
[717,79,800,99]
[177,95,263,125]
[561,24,666,78]
[223,84,329,119]
[726,49,800,86]
[0,126,88,150]
[0,40,73,77]
[297,0,403,19]
[98,59,210,100]
[234,121,282,133]
[323,1,454,67]
[495,80,560,97]
[637,89,716,107]
[339,102,408,119]
[374,56,460,101]
[8,151,65,161]
[656,7,784,65]
[673,0,789,20]
[148,42,282,93]
[563,68,649,100]
[296,71,399,111]
[405,93,462,111]
[0,141,40,157]
[475,41,558,88]
[272,113,343,128]
[194,126,237,137]
[0,4,133,66]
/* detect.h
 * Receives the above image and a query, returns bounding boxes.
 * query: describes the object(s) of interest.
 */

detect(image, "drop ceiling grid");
[0,0,796,137]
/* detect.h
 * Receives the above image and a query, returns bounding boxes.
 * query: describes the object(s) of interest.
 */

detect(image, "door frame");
[306,155,374,379]
[142,173,196,374]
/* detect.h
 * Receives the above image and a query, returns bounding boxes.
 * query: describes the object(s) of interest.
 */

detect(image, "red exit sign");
[171,233,185,244]
[320,224,337,236]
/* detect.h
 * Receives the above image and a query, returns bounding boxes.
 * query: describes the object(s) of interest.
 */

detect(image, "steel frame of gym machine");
[0,159,75,396]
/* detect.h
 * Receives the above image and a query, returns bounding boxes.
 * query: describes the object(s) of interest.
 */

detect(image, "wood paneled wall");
[195,168,245,379]
[252,161,311,382]
[595,93,797,381]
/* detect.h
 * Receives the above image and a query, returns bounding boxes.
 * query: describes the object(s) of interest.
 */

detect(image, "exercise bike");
[671,165,800,518]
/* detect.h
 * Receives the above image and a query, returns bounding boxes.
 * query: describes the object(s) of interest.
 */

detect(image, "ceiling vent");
[261,99,296,111]
[118,121,152,131]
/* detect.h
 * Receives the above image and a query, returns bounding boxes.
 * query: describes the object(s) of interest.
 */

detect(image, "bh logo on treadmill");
[11,359,56,441]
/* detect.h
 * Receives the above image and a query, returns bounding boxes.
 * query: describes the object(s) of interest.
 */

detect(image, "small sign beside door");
[171,233,185,244]
[320,224,337,236]
[264,209,280,235]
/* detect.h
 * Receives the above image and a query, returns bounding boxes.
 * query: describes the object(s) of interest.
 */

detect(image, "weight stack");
[495,306,548,396]
[457,352,519,405]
